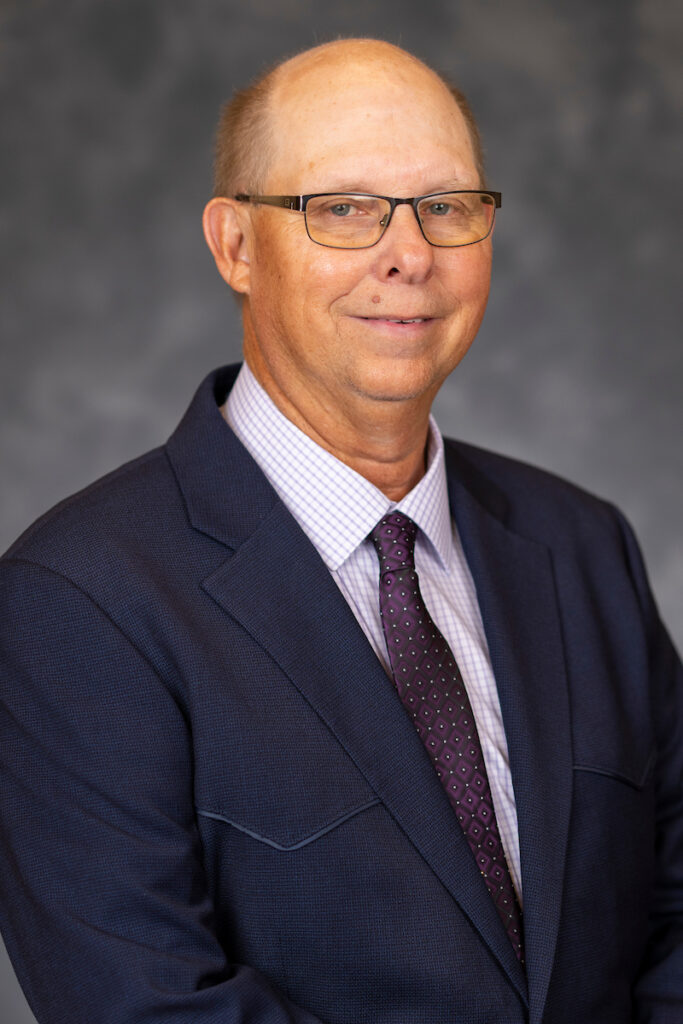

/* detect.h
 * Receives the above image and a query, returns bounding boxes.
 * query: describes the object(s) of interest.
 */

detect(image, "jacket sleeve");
[616,513,683,1024]
[0,558,325,1024]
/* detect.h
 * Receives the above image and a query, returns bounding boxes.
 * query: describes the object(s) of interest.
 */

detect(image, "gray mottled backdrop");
[1,1,681,1020]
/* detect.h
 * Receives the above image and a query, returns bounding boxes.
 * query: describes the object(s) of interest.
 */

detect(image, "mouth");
[357,316,433,324]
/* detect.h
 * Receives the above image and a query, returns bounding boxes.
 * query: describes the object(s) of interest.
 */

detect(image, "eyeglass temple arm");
[234,195,303,210]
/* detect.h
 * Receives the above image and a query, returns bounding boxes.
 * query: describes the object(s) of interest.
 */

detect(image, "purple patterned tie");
[370,511,524,963]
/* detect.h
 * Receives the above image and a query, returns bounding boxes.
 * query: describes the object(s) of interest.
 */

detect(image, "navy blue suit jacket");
[1,365,681,1023]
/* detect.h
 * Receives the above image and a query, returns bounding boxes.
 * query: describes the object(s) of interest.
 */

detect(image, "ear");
[202,197,252,296]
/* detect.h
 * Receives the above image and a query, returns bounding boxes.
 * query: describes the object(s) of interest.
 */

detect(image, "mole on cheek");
[372,295,381,304]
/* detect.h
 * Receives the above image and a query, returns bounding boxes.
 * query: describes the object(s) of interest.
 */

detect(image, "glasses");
[234,190,501,249]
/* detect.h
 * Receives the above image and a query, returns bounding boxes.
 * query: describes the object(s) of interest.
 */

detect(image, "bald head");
[212,39,486,197]
[272,38,450,97]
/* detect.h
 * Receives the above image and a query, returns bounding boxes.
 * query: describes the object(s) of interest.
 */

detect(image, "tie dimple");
[370,510,524,963]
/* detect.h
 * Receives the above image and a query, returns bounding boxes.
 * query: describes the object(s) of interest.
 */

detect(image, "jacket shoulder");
[2,446,183,579]
[444,437,624,546]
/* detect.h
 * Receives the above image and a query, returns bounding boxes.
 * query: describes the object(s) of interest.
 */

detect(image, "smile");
[359,316,432,323]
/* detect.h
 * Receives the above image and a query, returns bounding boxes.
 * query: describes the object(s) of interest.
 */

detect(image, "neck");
[244,355,432,503]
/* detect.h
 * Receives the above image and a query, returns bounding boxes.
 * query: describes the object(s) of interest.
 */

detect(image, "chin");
[348,364,442,405]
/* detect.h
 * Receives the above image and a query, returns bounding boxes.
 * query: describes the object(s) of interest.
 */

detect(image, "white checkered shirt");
[224,363,522,901]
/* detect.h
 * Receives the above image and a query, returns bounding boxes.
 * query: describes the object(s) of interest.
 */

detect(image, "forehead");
[265,55,478,193]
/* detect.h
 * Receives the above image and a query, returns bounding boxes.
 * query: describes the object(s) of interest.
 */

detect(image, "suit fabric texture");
[0,364,681,1024]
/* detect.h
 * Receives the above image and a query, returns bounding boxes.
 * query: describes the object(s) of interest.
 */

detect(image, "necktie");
[370,511,524,963]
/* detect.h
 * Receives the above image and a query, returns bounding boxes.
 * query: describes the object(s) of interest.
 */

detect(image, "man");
[0,37,681,1024]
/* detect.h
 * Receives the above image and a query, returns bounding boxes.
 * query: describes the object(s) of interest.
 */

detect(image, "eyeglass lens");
[304,193,496,248]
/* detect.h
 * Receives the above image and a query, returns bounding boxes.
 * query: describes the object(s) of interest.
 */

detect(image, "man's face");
[239,53,493,431]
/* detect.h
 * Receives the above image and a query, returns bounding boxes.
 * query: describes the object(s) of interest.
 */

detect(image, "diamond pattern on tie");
[370,511,524,963]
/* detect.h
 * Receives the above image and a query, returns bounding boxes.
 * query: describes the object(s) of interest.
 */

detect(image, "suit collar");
[165,364,513,547]
[165,365,279,548]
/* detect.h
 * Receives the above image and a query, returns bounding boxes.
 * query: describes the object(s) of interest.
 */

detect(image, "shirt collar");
[224,362,453,572]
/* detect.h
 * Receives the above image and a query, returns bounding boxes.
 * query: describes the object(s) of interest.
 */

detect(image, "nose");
[374,202,435,283]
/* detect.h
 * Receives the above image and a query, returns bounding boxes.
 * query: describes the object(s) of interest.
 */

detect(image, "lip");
[353,315,436,326]
[348,315,437,336]
[358,315,433,322]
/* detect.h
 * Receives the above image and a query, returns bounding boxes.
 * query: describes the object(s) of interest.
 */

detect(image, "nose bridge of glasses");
[379,197,426,239]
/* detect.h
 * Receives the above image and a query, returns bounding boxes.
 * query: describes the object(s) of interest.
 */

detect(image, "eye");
[424,199,470,218]
[329,203,355,217]
[321,199,374,218]
[311,196,381,219]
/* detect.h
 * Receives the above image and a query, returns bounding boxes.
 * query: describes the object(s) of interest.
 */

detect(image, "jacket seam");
[196,797,382,850]
[573,748,655,790]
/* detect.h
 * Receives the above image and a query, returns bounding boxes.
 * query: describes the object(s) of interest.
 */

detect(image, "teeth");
[387,318,424,323]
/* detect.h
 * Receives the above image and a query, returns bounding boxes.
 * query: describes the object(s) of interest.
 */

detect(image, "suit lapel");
[446,443,573,1023]
[202,498,527,1000]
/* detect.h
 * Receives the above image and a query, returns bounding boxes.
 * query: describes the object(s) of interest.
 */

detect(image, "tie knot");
[369,512,418,574]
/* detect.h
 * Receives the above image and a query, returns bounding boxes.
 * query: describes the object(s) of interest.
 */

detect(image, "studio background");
[1,1,681,1020]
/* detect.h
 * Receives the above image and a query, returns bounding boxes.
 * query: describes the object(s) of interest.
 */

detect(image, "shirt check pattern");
[224,363,522,901]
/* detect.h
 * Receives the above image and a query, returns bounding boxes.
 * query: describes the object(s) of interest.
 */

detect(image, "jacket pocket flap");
[573,746,656,790]
[196,798,382,850]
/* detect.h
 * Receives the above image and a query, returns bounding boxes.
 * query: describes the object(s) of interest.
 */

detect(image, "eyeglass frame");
[233,190,502,249]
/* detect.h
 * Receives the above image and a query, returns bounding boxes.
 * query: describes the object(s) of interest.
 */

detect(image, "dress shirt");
[224,362,522,900]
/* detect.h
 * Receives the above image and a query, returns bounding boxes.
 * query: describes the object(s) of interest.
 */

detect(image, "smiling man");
[1,39,681,1024]
[205,42,492,501]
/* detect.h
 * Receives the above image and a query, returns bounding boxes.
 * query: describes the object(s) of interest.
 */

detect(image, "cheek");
[300,249,361,299]
[470,242,492,294]
[442,243,492,302]
[253,240,355,320]
[287,255,363,336]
